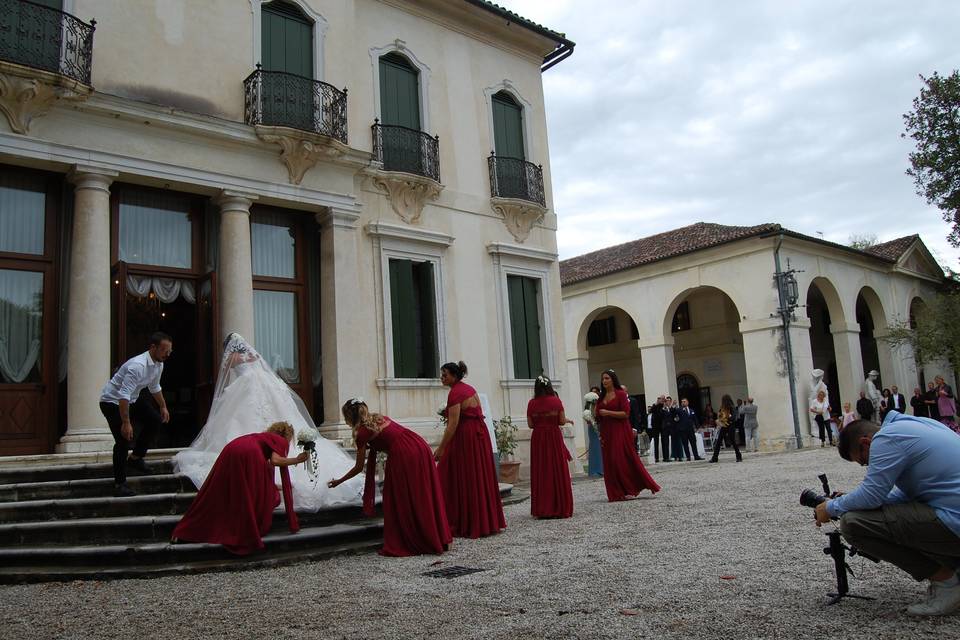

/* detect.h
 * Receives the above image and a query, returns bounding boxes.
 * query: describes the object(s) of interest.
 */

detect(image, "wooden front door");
[0,167,60,455]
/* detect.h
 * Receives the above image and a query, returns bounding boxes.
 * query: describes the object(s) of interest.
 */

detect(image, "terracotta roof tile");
[559,222,781,286]
[863,235,918,262]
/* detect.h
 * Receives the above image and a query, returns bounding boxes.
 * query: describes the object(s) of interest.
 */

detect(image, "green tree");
[848,233,878,250]
[902,71,960,247]
[883,291,960,376]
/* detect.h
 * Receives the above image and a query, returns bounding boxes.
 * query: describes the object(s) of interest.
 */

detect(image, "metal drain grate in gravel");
[421,566,487,579]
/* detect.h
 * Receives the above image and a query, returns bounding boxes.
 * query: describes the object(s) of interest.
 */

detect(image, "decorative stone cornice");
[490,196,547,243]
[316,206,362,231]
[366,221,454,248]
[369,169,443,224]
[0,61,92,135]
[486,241,557,263]
[254,125,351,185]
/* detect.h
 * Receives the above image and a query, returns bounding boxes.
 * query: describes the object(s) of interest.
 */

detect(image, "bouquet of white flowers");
[297,427,319,479]
[583,391,599,431]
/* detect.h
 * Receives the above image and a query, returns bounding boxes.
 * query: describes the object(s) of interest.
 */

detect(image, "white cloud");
[495,0,960,268]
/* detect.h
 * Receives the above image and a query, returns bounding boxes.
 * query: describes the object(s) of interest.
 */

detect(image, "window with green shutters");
[388,258,438,378]
[506,275,544,380]
[260,1,314,130]
[491,91,528,200]
[0,0,64,74]
[378,53,423,174]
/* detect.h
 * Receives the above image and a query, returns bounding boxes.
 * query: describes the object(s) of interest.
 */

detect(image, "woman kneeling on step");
[171,421,307,555]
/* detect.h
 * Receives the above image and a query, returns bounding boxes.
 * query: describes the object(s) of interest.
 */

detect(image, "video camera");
[799,473,878,606]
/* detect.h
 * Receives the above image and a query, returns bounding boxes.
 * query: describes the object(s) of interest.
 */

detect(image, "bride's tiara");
[349,397,365,406]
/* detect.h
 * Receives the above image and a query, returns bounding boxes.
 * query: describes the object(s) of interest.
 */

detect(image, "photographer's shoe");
[907,579,960,616]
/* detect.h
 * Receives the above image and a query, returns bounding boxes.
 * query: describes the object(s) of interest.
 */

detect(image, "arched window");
[261,1,313,77]
[491,91,525,160]
[379,52,421,129]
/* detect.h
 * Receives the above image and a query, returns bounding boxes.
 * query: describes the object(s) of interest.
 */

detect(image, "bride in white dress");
[174,333,362,511]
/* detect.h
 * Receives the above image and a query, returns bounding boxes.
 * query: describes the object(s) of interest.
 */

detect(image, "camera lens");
[799,489,826,508]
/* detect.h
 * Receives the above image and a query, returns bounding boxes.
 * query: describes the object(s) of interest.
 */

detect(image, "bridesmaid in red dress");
[595,369,660,501]
[526,376,574,518]
[171,421,307,555]
[328,399,451,557]
[436,361,506,538]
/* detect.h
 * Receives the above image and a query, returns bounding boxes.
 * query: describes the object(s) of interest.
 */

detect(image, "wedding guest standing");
[171,421,306,555]
[526,376,574,518]
[911,387,928,417]
[584,386,603,476]
[841,402,857,429]
[330,399,451,556]
[935,376,956,427]
[740,397,759,453]
[925,381,941,421]
[709,395,743,463]
[99,332,172,497]
[810,389,834,447]
[436,361,506,538]
[595,369,660,501]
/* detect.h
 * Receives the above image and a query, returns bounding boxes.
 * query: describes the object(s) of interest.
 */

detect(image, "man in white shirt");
[99,332,172,496]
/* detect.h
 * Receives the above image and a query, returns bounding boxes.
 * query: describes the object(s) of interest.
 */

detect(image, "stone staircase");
[0,456,518,584]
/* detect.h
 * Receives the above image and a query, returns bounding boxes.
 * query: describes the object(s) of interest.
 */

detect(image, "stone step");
[0,459,173,485]
[0,503,377,545]
[0,520,384,583]
[0,473,194,502]
[0,492,196,524]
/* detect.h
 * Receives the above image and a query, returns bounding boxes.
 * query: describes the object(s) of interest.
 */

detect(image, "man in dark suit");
[856,391,875,423]
[676,398,703,461]
[888,385,907,415]
[661,396,676,462]
[650,396,665,462]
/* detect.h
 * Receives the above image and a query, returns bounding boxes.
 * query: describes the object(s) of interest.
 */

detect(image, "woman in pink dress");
[595,369,660,501]
[436,361,506,538]
[329,399,451,557]
[171,421,306,555]
[526,376,574,518]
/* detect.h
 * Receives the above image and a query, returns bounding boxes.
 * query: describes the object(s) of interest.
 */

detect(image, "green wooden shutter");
[389,259,418,378]
[507,276,530,379]
[261,2,313,130]
[492,92,524,159]
[507,275,543,379]
[379,54,422,173]
[415,261,438,377]
[521,277,543,377]
[1,0,63,73]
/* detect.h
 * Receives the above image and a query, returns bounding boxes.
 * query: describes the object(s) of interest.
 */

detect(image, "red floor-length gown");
[596,389,660,501]
[357,418,452,556]
[438,381,506,538]
[172,431,299,555]
[527,395,574,518]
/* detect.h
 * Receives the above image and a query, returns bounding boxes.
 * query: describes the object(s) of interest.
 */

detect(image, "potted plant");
[494,415,520,484]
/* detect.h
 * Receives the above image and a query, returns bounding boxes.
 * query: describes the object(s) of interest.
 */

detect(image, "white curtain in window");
[251,210,295,278]
[0,173,45,255]
[119,190,192,268]
[125,275,196,304]
[254,289,299,383]
[0,269,43,383]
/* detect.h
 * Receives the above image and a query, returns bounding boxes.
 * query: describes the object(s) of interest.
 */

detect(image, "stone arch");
[661,285,744,340]
[856,286,891,390]
[805,277,846,326]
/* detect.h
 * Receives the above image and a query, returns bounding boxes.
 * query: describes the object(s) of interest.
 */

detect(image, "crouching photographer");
[813,411,960,616]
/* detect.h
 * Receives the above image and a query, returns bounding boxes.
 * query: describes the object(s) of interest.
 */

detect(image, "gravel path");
[2,447,958,639]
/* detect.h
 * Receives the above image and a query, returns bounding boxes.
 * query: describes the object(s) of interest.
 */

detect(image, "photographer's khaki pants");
[839,502,960,581]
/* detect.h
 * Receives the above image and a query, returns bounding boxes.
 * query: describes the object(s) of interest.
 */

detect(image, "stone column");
[639,337,678,400]
[566,355,590,451]
[216,190,256,345]
[831,322,865,410]
[872,328,899,391]
[738,318,812,450]
[317,206,364,440]
[58,166,118,453]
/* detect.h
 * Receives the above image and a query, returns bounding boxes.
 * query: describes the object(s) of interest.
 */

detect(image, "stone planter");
[498,460,521,484]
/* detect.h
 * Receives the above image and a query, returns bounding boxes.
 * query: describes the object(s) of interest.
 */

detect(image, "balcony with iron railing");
[488,153,545,207]
[0,0,95,85]
[371,120,440,183]
[243,65,348,143]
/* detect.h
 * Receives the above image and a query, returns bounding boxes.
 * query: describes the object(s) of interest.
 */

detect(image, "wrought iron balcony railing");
[243,66,348,143]
[488,153,545,207]
[372,121,440,183]
[0,0,95,85]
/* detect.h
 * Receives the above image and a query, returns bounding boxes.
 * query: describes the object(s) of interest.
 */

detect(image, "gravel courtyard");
[2,447,958,640]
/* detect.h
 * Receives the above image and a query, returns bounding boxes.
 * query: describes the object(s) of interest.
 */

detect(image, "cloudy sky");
[495,0,960,266]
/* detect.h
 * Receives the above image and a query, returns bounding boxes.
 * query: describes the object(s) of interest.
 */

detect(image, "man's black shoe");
[694,457,704,461]
[114,483,136,497]
[127,457,149,474]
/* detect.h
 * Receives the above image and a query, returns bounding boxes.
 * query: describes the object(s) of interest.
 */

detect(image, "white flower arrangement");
[583,391,599,432]
[584,391,599,403]
[582,408,596,425]
[296,427,320,479]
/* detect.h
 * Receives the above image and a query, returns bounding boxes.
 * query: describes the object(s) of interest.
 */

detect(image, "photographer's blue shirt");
[827,411,960,537]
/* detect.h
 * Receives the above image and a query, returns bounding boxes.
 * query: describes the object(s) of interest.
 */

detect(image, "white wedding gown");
[174,334,362,511]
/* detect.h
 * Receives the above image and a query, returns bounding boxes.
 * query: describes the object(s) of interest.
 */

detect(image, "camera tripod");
[823,529,875,606]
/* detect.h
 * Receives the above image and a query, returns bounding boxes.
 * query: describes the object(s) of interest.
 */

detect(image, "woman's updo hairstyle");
[441,361,468,381]
[340,398,383,437]
[534,374,554,398]
[266,421,295,440]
